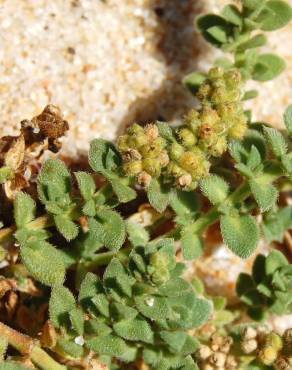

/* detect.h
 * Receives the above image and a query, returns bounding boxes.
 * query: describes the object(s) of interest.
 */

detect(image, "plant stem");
[0,321,66,370]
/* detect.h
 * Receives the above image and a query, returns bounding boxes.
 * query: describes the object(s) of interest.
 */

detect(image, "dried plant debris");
[0,1,292,369]
[0,105,68,199]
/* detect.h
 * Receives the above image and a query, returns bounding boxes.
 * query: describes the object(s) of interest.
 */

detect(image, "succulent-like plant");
[0,1,292,369]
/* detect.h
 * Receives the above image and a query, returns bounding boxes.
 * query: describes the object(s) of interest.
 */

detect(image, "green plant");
[0,1,291,369]
[237,250,292,320]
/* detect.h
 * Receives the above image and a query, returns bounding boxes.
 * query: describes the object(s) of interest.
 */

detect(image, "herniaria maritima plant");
[0,1,292,369]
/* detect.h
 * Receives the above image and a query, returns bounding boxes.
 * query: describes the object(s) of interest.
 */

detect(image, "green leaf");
[79,272,103,309]
[206,26,228,43]
[113,317,154,343]
[265,250,288,274]
[14,192,36,228]
[69,307,84,335]
[21,241,65,286]
[220,213,259,258]
[262,206,292,242]
[236,273,255,297]
[257,0,292,31]
[90,210,126,251]
[135,295,171,322]
[283,104,292,136]
[249,179,278,211]
[49,285,76,328]
[126,221,149,247]
[197,14,230,47]
[252,53,285,81]
[109,177,136,203]
[238,34,267,51]
[147,178,170,213]
[87,334,128,357]
[242,0,261,10]
[170,190,200,218]
[181,232,203,260]
[104,258,134,298]
[75,172,96,200]
[200,175,229,205]
[89,139,121,174]
[160,331,187,353]
[0,166,13,184]
[91,294,110,317]
[54,215,79,241]
[222,4,242,26]
[188,298,212,328]
[183,72,206,94]
[38,159,71,202]
[263,126,287,156]
[57,338,84,358]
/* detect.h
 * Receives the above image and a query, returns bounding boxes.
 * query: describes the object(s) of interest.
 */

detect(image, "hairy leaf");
[253,53,285,81]
[257,0,292,31]
[220,213,259,258]
[87,335,127,357]
[54,215,79,241]
[249,178,278,211]
[263,126,287,156]
[38,159,71,203]
[265,250,288,274]
[69,307,84,335]
[21,241,65,286]
[113,317,154,343]
[126,221,149,247]
[49,285,76,328]
[238,34,267,51]
[90,210,126,251]
[14,192,35,228]
[75,172,96,201]
[89,139,121,174]
[147,178,171,213]
[181,232,203,260]
[109,177,136,203]
[200,175,229,205]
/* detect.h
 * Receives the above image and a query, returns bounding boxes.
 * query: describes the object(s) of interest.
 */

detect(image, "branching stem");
[0,321,66,370]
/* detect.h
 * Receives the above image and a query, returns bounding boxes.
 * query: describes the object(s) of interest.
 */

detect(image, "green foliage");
[236,250,292,318]
[284,104,292,135]
[89,210,126,251]
[14,192,36,229]
[220,213,259,258]
[252,53,286,81]
[200,175,229,205]
[48,240,211,368]
[20,241,65,287]
[2,1,292,369]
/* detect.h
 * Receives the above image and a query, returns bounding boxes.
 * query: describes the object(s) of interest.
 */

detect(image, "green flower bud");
[170,143,185,161]
[143,158,161,177]
[178,128,197,148]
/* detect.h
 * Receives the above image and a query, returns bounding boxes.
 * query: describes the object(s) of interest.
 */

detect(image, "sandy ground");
[0,0,291,158]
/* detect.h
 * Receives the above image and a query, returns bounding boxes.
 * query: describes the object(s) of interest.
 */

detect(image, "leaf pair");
[89,139,136,203]
[14,193,66,287]
[38,159,79,241]
[236,250,292,318]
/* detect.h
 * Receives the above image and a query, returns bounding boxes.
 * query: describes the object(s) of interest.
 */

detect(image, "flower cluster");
[119,68,246,190]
